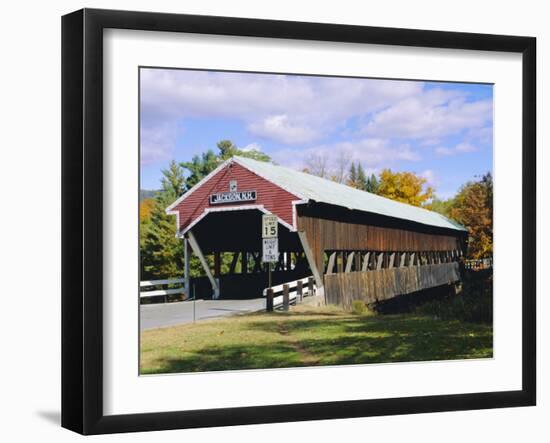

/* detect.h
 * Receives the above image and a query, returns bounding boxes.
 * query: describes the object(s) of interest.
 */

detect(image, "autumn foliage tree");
[139,197,155,222]
[377,169,434,207]
[140,160,186,280]
[449,173,493,259]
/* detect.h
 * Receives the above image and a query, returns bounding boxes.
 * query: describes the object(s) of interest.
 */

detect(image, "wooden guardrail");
[263,276,316,311]
[140,278,185,302]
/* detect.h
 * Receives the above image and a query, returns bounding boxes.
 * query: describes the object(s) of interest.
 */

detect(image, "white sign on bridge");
[262,214,278,238]
[262,238,279,263]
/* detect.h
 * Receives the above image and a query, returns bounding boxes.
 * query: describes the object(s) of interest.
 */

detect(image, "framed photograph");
[61,8,536,435]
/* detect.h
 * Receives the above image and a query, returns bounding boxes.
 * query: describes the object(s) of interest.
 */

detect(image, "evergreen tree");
[181,150,220,189]
[161,160,186,199]
[181,140,272,190]
[140,161,186,280]
[357,163,367,191]
[348,162,357,187]
[217,139,239,159]
[365,173,380,194]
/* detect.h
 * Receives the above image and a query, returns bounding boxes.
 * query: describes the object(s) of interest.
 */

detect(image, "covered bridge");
[166,156,467,308]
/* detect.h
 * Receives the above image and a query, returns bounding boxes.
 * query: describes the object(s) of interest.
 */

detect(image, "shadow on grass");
[142,314,493,374]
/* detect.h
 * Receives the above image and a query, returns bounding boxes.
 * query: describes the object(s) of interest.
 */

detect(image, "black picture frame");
[61,8,536,435]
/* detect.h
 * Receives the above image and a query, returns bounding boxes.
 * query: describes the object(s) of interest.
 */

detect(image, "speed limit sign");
[262,214,278,238]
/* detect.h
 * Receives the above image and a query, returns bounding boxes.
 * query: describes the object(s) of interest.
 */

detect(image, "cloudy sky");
[140,68,493,199]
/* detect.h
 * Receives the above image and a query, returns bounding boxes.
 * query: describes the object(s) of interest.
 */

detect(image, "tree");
[365,173,380,194]
[181,150,220,189]
[217,139,272,162]
[140,161,186,280]
[449,173,493,259]
[161,160,186,199]
[427,197,454,217]
[347,162,358,188]
[357,163,367,191]
[181,141,272,190]
[216,139,238,159]
[304,153,328,178]
[139,198,155,222]
[377,169,434,207]
[334,150,350,184]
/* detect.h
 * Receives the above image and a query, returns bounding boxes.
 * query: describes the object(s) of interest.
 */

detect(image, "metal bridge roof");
[233,156,467,232]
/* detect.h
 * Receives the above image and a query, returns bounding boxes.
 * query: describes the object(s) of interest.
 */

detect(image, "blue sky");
[140,68,493,199]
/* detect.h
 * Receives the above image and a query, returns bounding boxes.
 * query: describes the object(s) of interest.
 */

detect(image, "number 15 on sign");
[262,215,278,238]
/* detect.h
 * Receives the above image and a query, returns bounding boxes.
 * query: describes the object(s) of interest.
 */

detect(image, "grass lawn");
[140,305,493,374]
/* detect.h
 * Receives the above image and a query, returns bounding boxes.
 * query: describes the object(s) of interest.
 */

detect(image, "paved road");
[140,298,266,331]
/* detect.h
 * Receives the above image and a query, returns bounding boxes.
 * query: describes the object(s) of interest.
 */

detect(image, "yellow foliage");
[450,181,492,259]
[140,198,155,222]
[378,169,434,207]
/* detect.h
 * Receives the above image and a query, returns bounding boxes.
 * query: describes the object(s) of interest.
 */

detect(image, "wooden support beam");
[409,252,416,267]
[214,252,221,277]
[389,252,396,269]
[187,230,219,299]
[288,252,293,271]
[326,252,336,275]
[376,252,384,270]
[399,252,406,267]
[252,252,262,273]
[229,252,239,274]
[362,252,370,272]
[242,252,248,274]
[274,253,283,271]
[345,252,355,273]
[297,231,324,296]
[355,252,361,272]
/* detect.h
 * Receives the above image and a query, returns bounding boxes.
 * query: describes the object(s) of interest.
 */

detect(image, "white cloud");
[140,122,180,166]
[435,142,477,157]
[271,138,420,173]
[363,89,493,141]
[248,115,318,144]
[140,69,493,166]
[140,69,423,146]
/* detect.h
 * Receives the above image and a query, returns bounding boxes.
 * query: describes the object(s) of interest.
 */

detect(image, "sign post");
[262,215,279,297]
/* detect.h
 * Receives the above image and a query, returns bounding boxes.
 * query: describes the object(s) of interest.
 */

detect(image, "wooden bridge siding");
[296,215,461,273]
[324,262,461,308]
